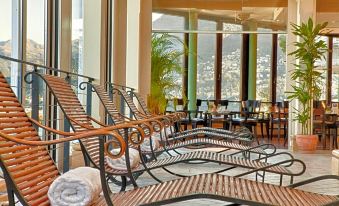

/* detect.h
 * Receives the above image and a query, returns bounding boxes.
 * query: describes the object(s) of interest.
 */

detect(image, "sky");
[0,0,45,44]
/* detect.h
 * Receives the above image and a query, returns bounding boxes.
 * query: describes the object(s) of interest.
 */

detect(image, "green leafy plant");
[287,18,328,135]
[149,33,186,114]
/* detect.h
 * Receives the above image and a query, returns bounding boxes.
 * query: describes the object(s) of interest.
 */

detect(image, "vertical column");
[58,0,72,73]
[241,34,249,101]
[113,0,127,112]
[113,0,127,87]
[188,11,198,111]
[58,0,72,172]
[127,0,140,90]
[138,0,152,101]
[83,0,102,119]
[327,37,333,105]
[271,34,278,103]
[12,0,25,101]
[248,28,257,100]
[183,17,189,99]
[286,0,317,148]
[100,0,109,85]
[214,22,223,103]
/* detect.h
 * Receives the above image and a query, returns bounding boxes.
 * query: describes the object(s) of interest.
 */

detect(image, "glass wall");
[25,0,46,121]
[256,34,272,101]
[277,34,287,102]
[333,38,339,102]
[315,36,328,100]
[152,14,185,98]
[197,20,216,100]
[26,0,45,64]
[221,33,241,101]
[72,0,84,88]
[0,0,20,95]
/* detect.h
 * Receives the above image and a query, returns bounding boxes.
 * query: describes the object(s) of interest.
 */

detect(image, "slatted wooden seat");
[107,173,339,206]
[36,73,306,184]
[93,84,268,155]
[0,72,338,206]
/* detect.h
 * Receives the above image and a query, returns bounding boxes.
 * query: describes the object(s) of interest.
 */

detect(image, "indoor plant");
[149,33,186,114]
[287,18,328,151]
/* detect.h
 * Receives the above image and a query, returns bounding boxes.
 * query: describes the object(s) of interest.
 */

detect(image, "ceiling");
[153,0,339,33]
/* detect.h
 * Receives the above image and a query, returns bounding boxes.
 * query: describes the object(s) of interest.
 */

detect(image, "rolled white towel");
[48,167,101,206]
[140,136,160,152]
[105,148,140,171]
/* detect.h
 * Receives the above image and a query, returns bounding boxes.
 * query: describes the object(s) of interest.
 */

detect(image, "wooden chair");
[35,73,306,186]
[231,100,262,144]
[270,102,289,145]
[0,72,338,206]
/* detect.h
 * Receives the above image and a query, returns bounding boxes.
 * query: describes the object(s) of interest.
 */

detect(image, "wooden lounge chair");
[87,83,276,158]
[0,127,338,205]
[112,86,251,139]
[0,72,338,206]
[27,72,307,186]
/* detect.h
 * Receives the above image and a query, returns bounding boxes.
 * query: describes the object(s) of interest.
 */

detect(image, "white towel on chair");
[140,136,160,152]
[48,167,101,206]
[105,148,140,171]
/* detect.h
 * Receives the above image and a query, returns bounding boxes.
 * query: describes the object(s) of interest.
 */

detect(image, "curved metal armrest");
[288,175,339,188]
[254,151,294,162]
[235,159,306,178]
[0,128,125,147]
[29,117,76,136]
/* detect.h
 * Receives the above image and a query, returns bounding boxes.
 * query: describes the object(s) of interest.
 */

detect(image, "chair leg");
[270,121,273,141]
[265,122,270,143]
[260,122,264,139]
[253,125,259,145]
[277,122,281,145]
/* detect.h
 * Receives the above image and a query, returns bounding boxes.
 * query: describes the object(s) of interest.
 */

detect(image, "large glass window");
[256,34,272,101]
[0,0,20,95]
[72,0,84,87]
[197,20,216,100]
[315,36,328,100]
[152,13,185,30]
[26,0,45,64]
[152,13,185,98]
[277,34,287,102]
[221,33,241,101]
[25,0,46,121]
[333,38,339,102]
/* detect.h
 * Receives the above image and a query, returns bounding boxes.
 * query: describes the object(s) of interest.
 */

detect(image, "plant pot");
[295,134,318,152]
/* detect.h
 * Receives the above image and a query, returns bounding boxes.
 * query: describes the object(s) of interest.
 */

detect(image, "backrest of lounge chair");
[131,91,152,116]
[0,72,59,206]
[92,84,125,125]
[91,84,129,137]
[39,74,101,166]
[113,88,146,119]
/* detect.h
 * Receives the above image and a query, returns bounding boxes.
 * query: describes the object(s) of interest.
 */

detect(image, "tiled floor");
[109,148,339,206]
[0,147,338,205]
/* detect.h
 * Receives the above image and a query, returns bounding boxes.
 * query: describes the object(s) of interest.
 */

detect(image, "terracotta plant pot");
[295,134,318,151]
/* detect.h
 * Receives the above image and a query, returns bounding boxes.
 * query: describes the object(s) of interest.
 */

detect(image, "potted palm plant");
[287,18,328,151]
[148,33,186,114]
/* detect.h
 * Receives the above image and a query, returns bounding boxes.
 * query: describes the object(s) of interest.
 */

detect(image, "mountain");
[0,39,45,77]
